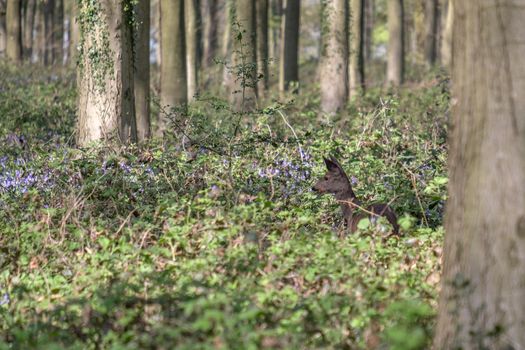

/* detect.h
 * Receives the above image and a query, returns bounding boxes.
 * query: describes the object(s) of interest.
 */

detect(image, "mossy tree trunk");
[34,0,45,63]
[320,0,348,114]
[256,0,268,96]
[423,0,437,65]
[184,0,198,101]
[134,0,151,141]
[386,0,404,86]
[6,0,21,63]
[349,0,365,99]
[159,0,186,133]
[434,1,525,348]
[278,0,299,93]
[77,0,137,145]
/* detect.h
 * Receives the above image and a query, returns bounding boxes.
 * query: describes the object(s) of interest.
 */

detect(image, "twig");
[402,164,429,227]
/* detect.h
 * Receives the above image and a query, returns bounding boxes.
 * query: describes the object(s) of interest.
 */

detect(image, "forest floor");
[0,63,449,349]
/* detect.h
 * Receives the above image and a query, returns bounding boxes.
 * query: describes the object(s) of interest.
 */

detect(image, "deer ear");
[324,157,340,171]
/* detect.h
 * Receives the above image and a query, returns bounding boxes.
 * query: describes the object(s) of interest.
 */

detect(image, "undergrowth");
[0,62,448,349]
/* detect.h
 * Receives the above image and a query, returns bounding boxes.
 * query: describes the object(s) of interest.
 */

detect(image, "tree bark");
[256,0,268,95]
[386,0,404,86]
[53,0,63,65]
[349,0,365,98]
[319,0,348,114]
[269,0,282,63]
[278,0,299,93]
[134,0,151,141]
[439,0,452,68]
[423,0,437,65]
[434,1,525,348]
[363,0,373,64]
[6,0,21,63]
[77,0,136,145]
[22,0,35,61]
[159,0,186,133]
[0,0,7,57]
[184,0,198,101]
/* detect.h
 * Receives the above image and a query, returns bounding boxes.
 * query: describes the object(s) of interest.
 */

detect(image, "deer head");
[312,156,356,199]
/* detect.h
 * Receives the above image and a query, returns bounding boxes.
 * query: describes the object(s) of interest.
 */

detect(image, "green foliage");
[0,64,448,349]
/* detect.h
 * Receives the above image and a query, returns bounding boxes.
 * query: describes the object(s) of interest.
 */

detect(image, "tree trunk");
[201,0,218,68]
[386,0,404,86]
[363,0,373,64]
[256,0,268,95]
[439,0,452,68]
[0,0,7,57]
[34,0,45,63]
[269,0,282,63]
[319,0,348,114]
[134,0,151,141]
[22,0,35,61]
[68,0,79,67]
[43,0,54,65]
[53,0,63,65]
[434,1,525,349]
[349,0,365,99]
[231,0,257,109]
[184,0,198,101]
[77,0,136,145]
[159,0,186,133]
[6,0,21,63]
[278,0,299,93]
[423,0,437,65]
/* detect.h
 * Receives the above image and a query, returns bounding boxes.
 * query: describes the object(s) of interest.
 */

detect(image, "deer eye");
[324,176,328,180]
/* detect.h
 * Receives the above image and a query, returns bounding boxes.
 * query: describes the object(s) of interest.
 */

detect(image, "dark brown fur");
[312,156,400,235]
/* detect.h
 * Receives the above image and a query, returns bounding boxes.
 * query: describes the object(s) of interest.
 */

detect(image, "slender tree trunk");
[423,0,437,65]
[278,0,299,93]
[152,0,160,65]
[269,0,282,63]
[201,0,218,68]
[386,0,404,86]
[319,0,348,113]
[135,0,151,141]
[0,1,7,57]
[34,0,45,63]
[231,0,257,109]
[159,0,186,133]
[69,0,79,67]
[77,0,136,145]
[184,0,198,100]
[440,0,452,68]
[6,0,21,63]
[363,0,373,64]
[256,0,268,95]
[434,1,525,348]
[22,0,35,61]
[43,0,54,65]
[54,0,63,65]
[349,0,365,98]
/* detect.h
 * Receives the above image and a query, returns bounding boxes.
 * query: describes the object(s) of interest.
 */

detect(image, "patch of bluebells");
[252,149,314,197]
[0,161,54,196]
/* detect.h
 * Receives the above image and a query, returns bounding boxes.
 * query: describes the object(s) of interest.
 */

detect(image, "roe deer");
[312,156,400,235]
